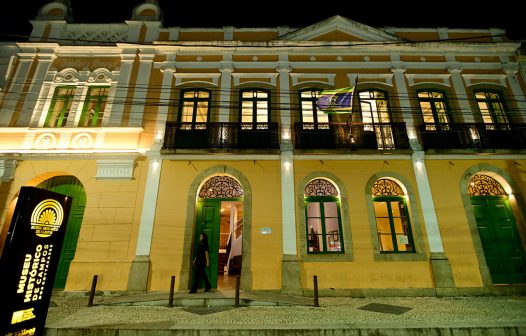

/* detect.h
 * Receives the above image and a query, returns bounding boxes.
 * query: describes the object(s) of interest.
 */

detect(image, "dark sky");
[1,0,524,42]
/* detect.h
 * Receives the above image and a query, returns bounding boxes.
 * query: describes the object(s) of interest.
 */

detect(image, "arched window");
[79,86,109,127]
[304,178,344,253]
[240,89,270,130]
[474,90,509,130]
[299,89,329,130]
[372,178,414,253]
[45,86,76,127]
[417,90,450,131]
[178,89,211,129]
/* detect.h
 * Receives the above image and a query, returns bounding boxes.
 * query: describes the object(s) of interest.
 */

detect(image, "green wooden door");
[471,196,526,284]
[194,199,220,288]
[37,176,86,289]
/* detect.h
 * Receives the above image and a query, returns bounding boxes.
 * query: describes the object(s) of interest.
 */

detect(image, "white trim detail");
[462,74,507,87]
[231,73,279,87]
[174,73,220,87]
[95,159,136,180]
[406,74,451,87]
[347,73,393,87]
[289,73,335,86]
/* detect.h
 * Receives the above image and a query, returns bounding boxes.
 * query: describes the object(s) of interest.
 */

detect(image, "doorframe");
[178,166,252,291]
[461,164,526,289]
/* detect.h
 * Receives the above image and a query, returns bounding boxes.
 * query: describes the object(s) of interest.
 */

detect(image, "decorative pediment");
[280,15,400,42]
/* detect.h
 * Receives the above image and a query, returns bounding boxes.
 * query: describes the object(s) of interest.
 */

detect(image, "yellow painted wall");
[0,158,149,291]
[426,158,526,287]
[294,159,435,289]
[148,160,283,291]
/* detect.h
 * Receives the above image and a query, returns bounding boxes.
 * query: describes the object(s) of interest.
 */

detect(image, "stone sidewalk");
[44,290,526,335]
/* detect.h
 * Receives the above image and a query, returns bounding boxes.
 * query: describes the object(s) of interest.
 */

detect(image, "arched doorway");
[36,175,86,289]
[468,173,526,284]
[192,175,244,290]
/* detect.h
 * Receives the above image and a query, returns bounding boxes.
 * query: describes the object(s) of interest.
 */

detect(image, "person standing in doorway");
[189,231,212,293]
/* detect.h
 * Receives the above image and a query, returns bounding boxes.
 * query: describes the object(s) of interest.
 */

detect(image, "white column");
[448,64,474,122]
[281,149,297,255]
[277,59,292,142]
[391,64,421,150]
[412,151,444,253]
[108,52,136,126]
[0,54,34,126]
[154,66,175,144]
[218,57,233,123]
[277,56,297,255]
[129,51,154,127]
[16,54,56,126]
[135,155,163,256]
[503,63,526,123]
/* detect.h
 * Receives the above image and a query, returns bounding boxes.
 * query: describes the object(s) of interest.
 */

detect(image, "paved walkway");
[45,290,526,335]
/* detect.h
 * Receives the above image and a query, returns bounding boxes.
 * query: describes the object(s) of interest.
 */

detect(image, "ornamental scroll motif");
[304,179,338,196]
[198,176,243,198]
[372,179,404,196]
[468,174,506,196]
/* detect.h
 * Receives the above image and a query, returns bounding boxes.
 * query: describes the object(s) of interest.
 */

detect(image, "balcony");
[418,123,526,150]
[294,122,410,150]
[163,122,280,150]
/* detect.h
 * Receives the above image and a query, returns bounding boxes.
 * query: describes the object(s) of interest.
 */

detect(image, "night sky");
[1,0,524,42]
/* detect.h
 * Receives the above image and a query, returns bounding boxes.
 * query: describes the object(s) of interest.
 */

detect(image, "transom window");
[304,179,343,254]
[372,179,414,253]
[417,91,450,131]
[240,89,270,130]
[300,89,329,130]
[79,86,109,127]
[45,86,76,127]
[178,89,211,130]
[475,90,509,130]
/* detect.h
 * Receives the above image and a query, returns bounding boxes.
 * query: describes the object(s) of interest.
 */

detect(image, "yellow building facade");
[0,1,525,297]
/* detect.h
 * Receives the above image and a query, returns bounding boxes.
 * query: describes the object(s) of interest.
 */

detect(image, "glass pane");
[326,233,341,252]
[396,234,412,251]
[420,101,434,123]
[307,202,321,217]
[242,101,253,123]
[256,101,268,123]
[390,201,401,217]
[181,103,194,123]
[317,110,329,123]
[242,91,253,99]
[198,91,209,99]
[196,102,208,123]
[373,202,388,217]
[307,218,323,252]
[379,233,394,251]
[323,202,338,217]
[392,217,404,233]
[375,217,391,234]
[256,91,268,98]
[325,217,339,232]
[302,101,314,123]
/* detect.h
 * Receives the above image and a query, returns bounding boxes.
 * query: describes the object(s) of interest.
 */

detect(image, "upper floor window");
[79,86,109,127]
[178,89,211,129]
[304,178,344,254]
[240,89,270,130]
[475,90,509,129]
[417,91,450,131]
[45,86,76,127]
[372,179,414,253]
[300,89,329,129]
[358,90,391,128]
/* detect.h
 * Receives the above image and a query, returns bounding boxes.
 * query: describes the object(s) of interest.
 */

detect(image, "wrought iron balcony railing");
[418,123,526,150]
[294,122,410,150]
[163,122,280,150]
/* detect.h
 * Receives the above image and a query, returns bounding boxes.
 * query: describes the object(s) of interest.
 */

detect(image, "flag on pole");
[316,87,354,114]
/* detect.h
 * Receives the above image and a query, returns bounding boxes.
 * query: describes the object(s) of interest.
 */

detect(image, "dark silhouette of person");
[189,231,212,293]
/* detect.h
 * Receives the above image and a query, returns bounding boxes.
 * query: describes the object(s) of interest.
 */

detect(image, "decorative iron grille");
[468,174,507,196]
[198,176,244,198]
[372,179,404,196]
[304,179,339,196]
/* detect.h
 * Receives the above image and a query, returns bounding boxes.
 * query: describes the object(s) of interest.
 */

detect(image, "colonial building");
[0,0,525,297]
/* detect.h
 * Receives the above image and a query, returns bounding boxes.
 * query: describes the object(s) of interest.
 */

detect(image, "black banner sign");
[0,187,72,336]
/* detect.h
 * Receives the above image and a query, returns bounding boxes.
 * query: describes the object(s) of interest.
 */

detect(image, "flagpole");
[345,76,358,125]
